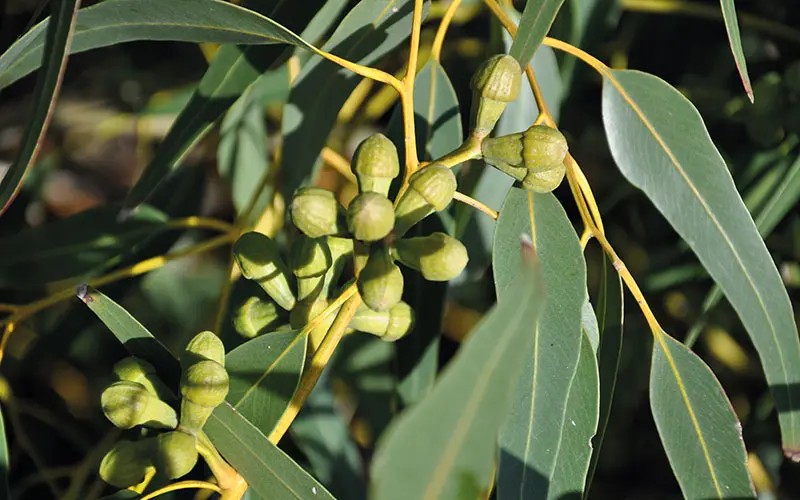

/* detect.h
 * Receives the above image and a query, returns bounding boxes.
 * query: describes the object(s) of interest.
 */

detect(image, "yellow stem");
[453,191,499,220]
[166,216,234,233]
[321,147,357,183]
[268,293,362,443]
[314,48,403,93]
[196,431,245,493]
[431,0,462,62]
[542,36,610,76]
[139,481,222,500]
[568,154,605,233]
[400,0,426,182]
[434,135,482,168]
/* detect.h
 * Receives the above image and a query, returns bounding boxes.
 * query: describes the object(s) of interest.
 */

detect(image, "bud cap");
[353,134,400,195]
[183,330,226,367]
[99,439,154,488]
[358,247,404,312]
[101,381,178,430]
[233,232,296,311]
[233,296,283,338]
[156,431,198,479]
[180,359,230,409]
[347,192,395,242]
[290,187,345,238]
[394,165,457,236]
[393,232,469,281]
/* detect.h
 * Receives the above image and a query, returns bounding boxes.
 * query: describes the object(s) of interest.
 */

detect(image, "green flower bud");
[350,301,414,341]
[521,163,566,193]
[481,125,568,180]
[233,296,284,338]
[470,54,522,137]
[99,439,155,488]
[353,133,400,195]
[392,232,469,281]
[347,192,395,242]
[180,359,229,433]
[155,431,198,479]
[234,232,297,311]
[290,297,337,353]
[358,246,404,312]
[290,187,346,238]
[183,330,226,367]
[101,381,177,430]
[112,357,172,401]
[394,165,457,237]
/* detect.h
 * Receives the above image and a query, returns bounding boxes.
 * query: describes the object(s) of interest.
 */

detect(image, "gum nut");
[350,302,414,341]
[480,132,526,178]
[393,232,469,281]
[183,330,226,366]
[290,187,344,238]
[470,54,522,103]
[101,381,178,430]
[383,301,415,341]
[291,237,332,279]
[522,125,568,172]
[233,296,282,338]
[353,134,400,193]
[99,440,154,488]
[358,248,404,312]
[233,232,296,311]
[180,359,229,408]
[408,164,457,211]
[113,357,171,400]
[156,431,199,479]
[347,192,395,242]
[522,163,566,193]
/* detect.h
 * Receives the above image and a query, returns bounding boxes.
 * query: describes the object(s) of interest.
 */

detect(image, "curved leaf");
[602,68,800,454]
[508,0,565,66]
[0,403,8,499]
[493,189,588,499]
[650,332,754,498]
[225,330,307,436]
[371,264,544,500]
[0,0,317,91]
[720,0,753,102]
[0,0,79,215]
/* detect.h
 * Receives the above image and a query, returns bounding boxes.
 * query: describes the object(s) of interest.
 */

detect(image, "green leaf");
[720,0,753,102]
[371,264,544,500]
[508,0,565,66]
[650,332,755,498]
[492,189,586,499]
[205,404,335,500]
[0,205,168,289]
[0,0,320,91]
[586,257,624,493]
[602,68,800,454]
[0,403,8,499]
[225,330,307,436]
[414,61,463,161]
[279,0,425,201]
[122,1,325,209]
[548,334,599,498]
[78,286,180,385]
[0,0,79,215]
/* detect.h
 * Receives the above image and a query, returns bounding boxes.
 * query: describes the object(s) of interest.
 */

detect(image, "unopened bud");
[101,381,177,430]
[234,232,296,311]
[350,301,414,341]
[347,192,395,242]
[353,134,400,195]
[394,165,456,237]
[470,54,522,137]
[393,232,468,281]
[358,246,404,312]
[290,187,346,238]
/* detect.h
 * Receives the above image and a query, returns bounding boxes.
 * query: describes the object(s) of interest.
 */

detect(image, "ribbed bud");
[347,192,395,242]
[481,125,568,180]
[358,246,404,312]
[394,165,457,237]
[350,301,414,341]
[521,163,566,193]
[112,357,172,400]
[233,296,284,338]
[470,54,522,137]
[180,359,229,433]
[99,439,155,488]
[101,381,177,430]
[155,431,198,479]
[393,232,469,281]
[290,187,346,238]
[233,232,296,311]
[353,134,400,195]
[183,330,226,367]
[290,237,333,302]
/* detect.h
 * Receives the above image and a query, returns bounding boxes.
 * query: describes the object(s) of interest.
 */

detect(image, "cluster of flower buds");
[231,134,470,347]
[469,54,570,193]
[98,331,229,488]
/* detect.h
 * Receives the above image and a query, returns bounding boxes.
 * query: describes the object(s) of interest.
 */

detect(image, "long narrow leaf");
[720,0,753,102]
[0,0,79,215]
[602,68,800,455]
[508,0,565,66]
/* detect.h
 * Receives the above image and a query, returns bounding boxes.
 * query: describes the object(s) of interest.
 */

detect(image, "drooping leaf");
[602,68,800,454]
[371,265,545,500]
[720,0,753,102]
[650,331,755,497]
[548,334,599,498]
[279,0,425,201]
[493,189,587,499]
[225,330,307,436]
[0,0,79,215]
[77,286,180,386]
[0,403,8,499]
[0,205,168,289]
[508,0,565,67]
[205,403,335,500]
[0,0,321,91]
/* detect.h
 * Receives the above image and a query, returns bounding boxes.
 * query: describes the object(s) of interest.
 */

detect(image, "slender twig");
[453,192,499,220]
[431,0,462,62]
[321,147,357,183]
[139,480,222,500]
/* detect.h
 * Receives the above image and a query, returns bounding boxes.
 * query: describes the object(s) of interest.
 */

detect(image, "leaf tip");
[76,284,92,303]
[116,206,136,223]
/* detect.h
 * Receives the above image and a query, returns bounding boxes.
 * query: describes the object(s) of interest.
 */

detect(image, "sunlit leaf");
[602,68,800,454]
[720,0,753,102]
[650,332,755,497]
[371,265,544,500]
[508,0,565,66]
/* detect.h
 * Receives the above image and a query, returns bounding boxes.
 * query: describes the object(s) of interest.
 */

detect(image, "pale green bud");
[155,431,198,479]
[101,381,177,430]
[393,232,469,281]
[180,359,229,433]
[358,246,404,312]
[233,232,296,311]
[394,165,457,237]
[481,125,568,183]
[290,187,346,238]
[99,439,155,488]
[353,134,400,195]
[233,296,284,338]
[350,301,414,341]
[183,330,226,367]
[470,54,522,137]
[347,192,395,242]
[112,357,172,401]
